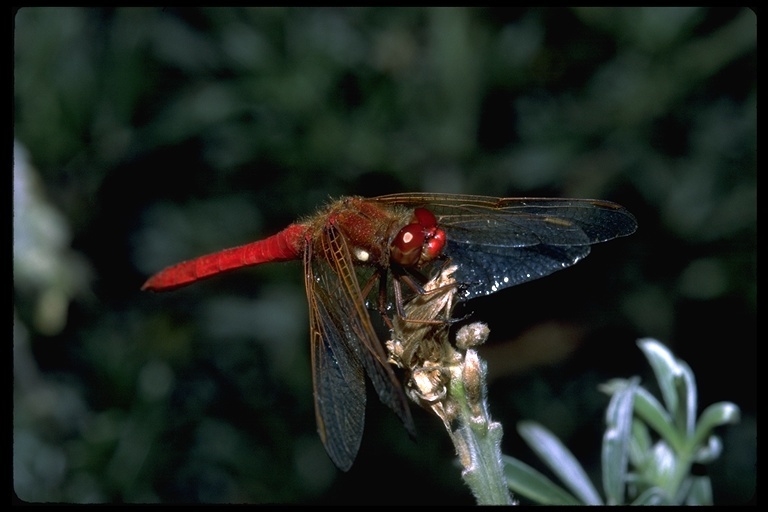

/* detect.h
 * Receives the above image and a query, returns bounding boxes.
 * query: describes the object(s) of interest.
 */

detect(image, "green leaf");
[685,476,714,505]
[693,435,723,464]
[648,441,678,486]
[677,360,697,436]
[502,455,582,505]
[518,421,603,505]
[693,401,741,447]
[637,338,683,415]
[631,487,671,505]
[632,387,684,451]
[598,377,632,395]
[602,377,638,505]
[628,418,653,469]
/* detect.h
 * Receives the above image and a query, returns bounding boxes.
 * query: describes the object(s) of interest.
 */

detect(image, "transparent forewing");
[306,223,414,469]
[372,193,638,247]
[373,193,637,299]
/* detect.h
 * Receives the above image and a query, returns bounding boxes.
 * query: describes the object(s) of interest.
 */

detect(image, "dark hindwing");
[446,240,591,300]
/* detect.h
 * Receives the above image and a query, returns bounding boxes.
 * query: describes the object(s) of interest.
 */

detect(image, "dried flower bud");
[462,349,487,419]
[456,322,490,350]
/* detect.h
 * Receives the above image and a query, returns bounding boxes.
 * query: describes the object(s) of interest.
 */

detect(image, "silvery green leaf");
[628,418,652,468]
[631,487,671,505]
[633,387,683,451]
[677,360,697,436]
[518,421,603,505]
[685,475,713,505]
[648,441,678,484]
[637,338,683,415]
[693,401,741,447]
[502,455,581,505]
[693,435,722,463]
[602,377,637,505]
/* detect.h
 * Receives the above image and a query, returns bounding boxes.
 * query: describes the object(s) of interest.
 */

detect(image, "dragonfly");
[142,192,637,470]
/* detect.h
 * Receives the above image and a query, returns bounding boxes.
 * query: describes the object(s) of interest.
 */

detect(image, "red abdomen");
[142,223,307,291]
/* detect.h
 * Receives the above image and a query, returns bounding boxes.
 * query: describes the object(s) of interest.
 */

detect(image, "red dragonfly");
[142,192,637,470]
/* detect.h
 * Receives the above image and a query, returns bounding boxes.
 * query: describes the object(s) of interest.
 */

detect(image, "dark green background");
[13,7,755,504]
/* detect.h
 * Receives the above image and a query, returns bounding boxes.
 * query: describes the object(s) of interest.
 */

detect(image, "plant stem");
[446,353,514,505]
[387,265,514,505]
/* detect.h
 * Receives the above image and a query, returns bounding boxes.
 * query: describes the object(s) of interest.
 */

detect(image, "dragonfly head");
[390,207,447,268]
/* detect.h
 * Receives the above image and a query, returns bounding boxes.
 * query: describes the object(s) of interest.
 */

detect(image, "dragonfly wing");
[305,267,366,471]
[305,223,414,470]
[373,193,636,298]
[447,240,592,301]
[373,193,638,247]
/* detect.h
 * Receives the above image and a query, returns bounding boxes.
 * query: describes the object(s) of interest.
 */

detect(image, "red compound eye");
[390,208,447,267]
[390,223,425,266]
[423,228,447,261]
[413,207,437,228]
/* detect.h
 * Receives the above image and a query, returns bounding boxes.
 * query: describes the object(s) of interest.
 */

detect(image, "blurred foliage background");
[13,7,755,504]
